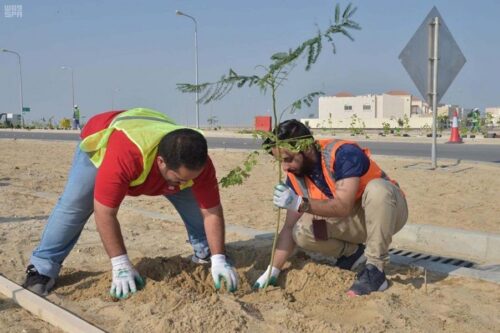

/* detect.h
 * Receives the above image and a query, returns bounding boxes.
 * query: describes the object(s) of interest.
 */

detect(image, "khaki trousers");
[292,178,408,270]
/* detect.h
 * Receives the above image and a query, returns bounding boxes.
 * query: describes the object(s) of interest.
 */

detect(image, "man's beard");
[291,152,316,177]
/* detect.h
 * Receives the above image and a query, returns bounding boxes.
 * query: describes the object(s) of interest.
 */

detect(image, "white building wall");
[378,94,410,119]
[485,107,500,116]
[403,96,411,118]
[485,107,500,124]
[310,93,422,129]
[411,99,430,115]
[316,94,411,128]
[318,95,376,121]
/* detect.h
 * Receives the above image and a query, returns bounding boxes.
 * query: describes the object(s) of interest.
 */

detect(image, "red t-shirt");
[81,111,220,209]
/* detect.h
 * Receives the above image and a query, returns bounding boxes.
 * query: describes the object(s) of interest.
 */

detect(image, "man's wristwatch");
[298,197,311,213]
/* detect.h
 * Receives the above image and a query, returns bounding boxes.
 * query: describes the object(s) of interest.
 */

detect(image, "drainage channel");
[388,248,500,284]
[389,248,475,268]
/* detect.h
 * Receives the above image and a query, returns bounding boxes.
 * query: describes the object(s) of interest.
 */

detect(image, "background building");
[302,90,434,128]
[485,107,500,125]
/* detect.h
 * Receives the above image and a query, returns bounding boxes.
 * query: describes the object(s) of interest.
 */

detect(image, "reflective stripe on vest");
[287,139,400,201]
[80,108,195,187]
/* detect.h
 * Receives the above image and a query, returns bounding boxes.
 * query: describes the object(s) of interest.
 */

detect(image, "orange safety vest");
[287,139,400,200]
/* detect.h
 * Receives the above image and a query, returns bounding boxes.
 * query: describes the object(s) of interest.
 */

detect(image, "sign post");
[21,107,30,128]
[399,7,466,169]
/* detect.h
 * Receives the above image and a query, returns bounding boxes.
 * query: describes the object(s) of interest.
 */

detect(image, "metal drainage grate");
[389,248,475,268]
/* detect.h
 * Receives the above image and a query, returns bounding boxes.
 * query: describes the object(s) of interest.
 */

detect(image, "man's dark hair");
[158,128,208,170]
[262,119,314,153]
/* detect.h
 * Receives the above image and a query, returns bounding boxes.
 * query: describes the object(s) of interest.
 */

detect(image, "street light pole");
[1,48,24,126]
[176,10,200,129]
[60,66,75,111]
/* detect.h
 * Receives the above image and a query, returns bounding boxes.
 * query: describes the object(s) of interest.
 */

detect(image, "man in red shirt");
[23,108,238,298]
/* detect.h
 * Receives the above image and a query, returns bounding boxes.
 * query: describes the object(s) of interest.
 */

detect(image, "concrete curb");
[0,275,104,333]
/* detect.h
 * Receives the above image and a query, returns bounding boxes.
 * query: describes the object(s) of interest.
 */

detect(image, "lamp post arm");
[176,11,200,128]
[1,49,24,124]
[71,68,75,109]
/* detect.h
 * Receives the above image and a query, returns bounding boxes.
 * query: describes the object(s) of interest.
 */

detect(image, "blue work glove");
[211,254,238,292]
[273,183,302,211]
[253,265,280,289]
[110,254,145,299]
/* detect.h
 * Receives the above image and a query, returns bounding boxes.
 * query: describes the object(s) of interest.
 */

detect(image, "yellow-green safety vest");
[80,108,199,187]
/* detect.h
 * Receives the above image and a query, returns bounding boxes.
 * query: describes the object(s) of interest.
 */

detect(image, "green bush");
[349,114,365,136]
[59,118,71,129]
[459,121,468,137]
[420,123,431,136]
[403,114,410,134]
[382,122,391,135]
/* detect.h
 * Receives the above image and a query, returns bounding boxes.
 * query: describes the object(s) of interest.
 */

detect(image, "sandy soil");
[0,295,63,332]
[0,138,499,332]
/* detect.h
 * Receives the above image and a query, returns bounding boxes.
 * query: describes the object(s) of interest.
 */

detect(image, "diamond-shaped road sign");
[399,6,466,104]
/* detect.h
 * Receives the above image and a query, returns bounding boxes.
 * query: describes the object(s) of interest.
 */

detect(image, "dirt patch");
[0,139,499,332]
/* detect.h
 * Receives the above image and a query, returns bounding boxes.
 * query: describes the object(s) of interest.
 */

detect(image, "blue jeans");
[30,145,209,279]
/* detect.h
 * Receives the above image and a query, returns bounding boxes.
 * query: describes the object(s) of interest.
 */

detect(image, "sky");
[1,0,499,126]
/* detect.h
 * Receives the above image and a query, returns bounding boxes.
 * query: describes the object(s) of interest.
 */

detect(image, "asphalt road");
[1,131,499,163]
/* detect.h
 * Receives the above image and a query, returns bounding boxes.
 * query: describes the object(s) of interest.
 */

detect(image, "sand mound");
[56,256,215,302]
[52,245,500,332]
[56,245,356,301]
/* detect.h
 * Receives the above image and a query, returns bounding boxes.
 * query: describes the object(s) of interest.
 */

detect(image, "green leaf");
[177,3,361,105]
[271,52,289,61]
[342,3,352,21]
[177,69,262,104]
[219,151,260,188]
[340,29,354,41]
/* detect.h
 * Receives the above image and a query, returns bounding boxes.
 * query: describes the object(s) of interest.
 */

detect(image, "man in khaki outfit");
[253,120,408,296]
